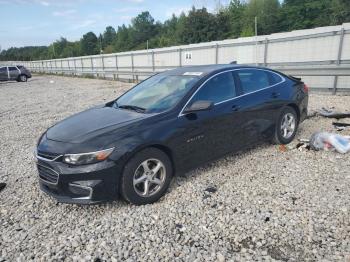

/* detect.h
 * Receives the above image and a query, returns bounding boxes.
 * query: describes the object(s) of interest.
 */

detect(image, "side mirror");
[183,100,214,114]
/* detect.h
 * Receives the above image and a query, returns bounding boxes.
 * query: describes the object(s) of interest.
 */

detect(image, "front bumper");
[35,155,121,204]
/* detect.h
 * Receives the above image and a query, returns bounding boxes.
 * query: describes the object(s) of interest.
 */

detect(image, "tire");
[121,148,173,205]
[19,74,27,82]
[272,106,299,144]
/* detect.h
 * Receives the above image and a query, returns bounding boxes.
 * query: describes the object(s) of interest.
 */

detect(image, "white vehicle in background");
[0,65,32,82]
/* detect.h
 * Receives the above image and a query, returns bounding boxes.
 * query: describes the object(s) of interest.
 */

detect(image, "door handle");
[231,105,241,111]
[271,92,280,98]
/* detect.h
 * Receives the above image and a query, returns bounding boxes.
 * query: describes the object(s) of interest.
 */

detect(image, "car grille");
[37,164,59,184]
[37,151,61,161]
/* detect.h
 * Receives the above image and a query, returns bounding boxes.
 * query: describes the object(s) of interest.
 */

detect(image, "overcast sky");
[0,0,231,50]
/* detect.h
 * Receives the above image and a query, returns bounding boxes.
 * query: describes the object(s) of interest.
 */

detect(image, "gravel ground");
[0,75,349,261]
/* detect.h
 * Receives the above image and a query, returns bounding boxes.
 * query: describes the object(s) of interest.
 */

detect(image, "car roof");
[164,64,265,77]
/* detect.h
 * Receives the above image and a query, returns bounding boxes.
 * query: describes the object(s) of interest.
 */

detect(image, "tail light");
[303,83,309,93]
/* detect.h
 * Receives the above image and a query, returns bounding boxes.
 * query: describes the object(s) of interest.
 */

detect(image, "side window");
[191,72,236,104]
[237,69,270,94]
[9,66,18,71]
[0,67,7,73]
[267,71,283,85]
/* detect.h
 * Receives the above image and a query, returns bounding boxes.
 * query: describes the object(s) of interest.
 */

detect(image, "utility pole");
[147,40,150,66]
[255,16,258,65]
[100,35,103,54]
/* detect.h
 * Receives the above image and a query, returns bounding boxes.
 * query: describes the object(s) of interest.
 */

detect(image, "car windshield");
[116,74,199,113]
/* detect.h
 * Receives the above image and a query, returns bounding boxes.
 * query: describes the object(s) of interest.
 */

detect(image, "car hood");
[46,106,146,143]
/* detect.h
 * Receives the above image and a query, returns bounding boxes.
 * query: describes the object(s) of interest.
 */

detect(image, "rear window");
[237,69,284,94]
[237,69,270,94]
[267,71,283,85]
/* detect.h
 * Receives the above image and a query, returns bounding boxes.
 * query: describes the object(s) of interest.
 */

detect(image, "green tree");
[114,25,132,52]
[215,10,231,40]
[178,7,218,44]
[226,0,245,38]
[104,45,114,54]
[80,32,98,55]
[243,0,281,36]
[51,37,68,58]
[329,0,350,25]
[161,14,179,45]
[130,11,157,47]
[103,26,117,48]
[61,42,81,57]
[280,0,331,31]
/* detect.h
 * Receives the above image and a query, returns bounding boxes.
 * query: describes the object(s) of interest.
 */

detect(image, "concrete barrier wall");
[9,23,350,94]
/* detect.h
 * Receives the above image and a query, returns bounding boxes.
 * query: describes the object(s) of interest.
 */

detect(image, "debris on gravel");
[204,186,218,193]
[0,182,6,192]
[0,76,349,261]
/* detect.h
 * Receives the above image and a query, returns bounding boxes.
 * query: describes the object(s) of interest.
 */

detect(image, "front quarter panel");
[107,113,179,166]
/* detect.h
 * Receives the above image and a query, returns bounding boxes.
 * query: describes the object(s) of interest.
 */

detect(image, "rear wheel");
[272,106,298,144]
[19,74,27,82]
[121,148,173,205]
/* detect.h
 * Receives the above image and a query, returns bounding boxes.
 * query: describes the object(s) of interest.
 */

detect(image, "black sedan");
[35,64,308,205]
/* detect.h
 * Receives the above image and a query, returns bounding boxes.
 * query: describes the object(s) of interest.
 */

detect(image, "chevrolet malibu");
[35,64,308,205]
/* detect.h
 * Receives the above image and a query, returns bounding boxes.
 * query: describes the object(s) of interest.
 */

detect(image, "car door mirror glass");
[183,100,214,114]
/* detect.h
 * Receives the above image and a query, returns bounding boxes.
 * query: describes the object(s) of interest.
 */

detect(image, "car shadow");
[0,79,37,85]
[168,141,271,190]
[0,81,19,85]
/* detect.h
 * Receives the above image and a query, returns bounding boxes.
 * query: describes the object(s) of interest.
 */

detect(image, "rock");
[0,182,6,192]
[217,253,225,262]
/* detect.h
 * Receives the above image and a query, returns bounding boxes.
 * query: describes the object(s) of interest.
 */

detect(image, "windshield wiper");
[118,104,146,113]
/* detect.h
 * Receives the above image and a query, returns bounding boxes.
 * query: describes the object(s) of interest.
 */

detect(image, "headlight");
[63,148,114,165]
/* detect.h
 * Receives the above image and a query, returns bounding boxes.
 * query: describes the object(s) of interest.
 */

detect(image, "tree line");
[1,0,349,61]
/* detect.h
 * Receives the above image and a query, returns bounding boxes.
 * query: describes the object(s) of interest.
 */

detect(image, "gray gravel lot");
[0,75,349,261]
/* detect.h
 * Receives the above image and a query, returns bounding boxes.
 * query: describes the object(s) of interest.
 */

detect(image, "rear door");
[8,66,20,80]
[232,69,284,144]
[0,67,8,81]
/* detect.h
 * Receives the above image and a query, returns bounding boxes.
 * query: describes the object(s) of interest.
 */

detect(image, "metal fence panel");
[133,52,153,69]
[6,22,350,93]
[342,33,350,60]
[154,50,179,68]
[183,47,216,65]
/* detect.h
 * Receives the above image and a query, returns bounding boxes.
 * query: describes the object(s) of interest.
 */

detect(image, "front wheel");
[120,148,173,205]
[272,106,299,144]
[19,74,27,82]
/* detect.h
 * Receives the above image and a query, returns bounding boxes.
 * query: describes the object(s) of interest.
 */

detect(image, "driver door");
[170,71,242,171]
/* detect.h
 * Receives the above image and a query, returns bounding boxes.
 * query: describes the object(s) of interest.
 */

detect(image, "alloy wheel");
[280,112,296,139]
[133,158,166,197]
